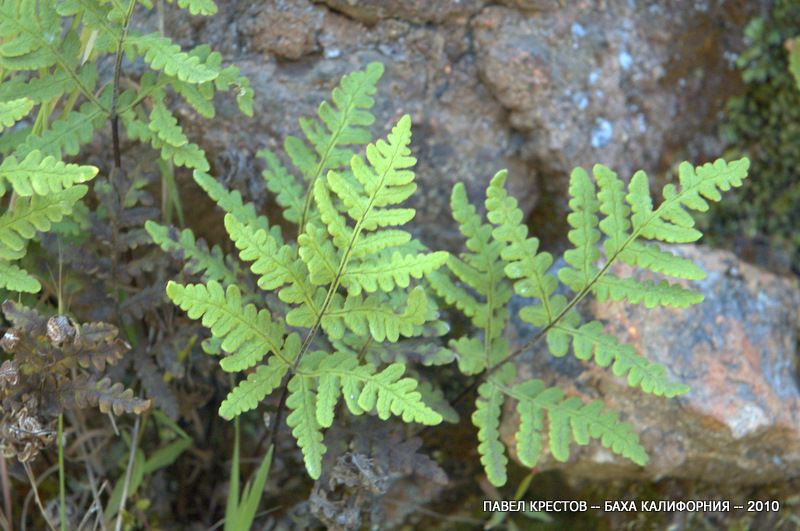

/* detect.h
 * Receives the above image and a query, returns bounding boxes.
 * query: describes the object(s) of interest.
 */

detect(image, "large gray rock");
[154,0,763,250]
[501,246,800,485]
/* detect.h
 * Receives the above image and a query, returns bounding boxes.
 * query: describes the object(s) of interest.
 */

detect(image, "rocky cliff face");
[155,0,763,250]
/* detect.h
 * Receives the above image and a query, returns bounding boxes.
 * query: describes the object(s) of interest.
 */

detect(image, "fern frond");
[286,371,326,480]
[473,364,514,486]
[0,186,87,259]
[259,148,304,224]
[17,101,106,158]
[0,97,33,132]
[145,221,237,285]
[320,286,430,342]
[218,335,299,419]
[559,167,601,292]
[486,170,558,326]
[507,380,648,468]
[149,102,189,147]
[289,62,383,227]
[165,281,286,372]
[553,321,689,397]
[0,261,40,293]
[172,0,218,16]
[193,171,272,234]
[130,33,218,83]
[339,251,448,295]
[0,150,98,198]
[311,352,442,425]
[593,275,703,308]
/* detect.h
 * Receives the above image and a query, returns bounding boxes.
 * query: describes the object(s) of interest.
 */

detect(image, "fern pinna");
[151,63,449,479]
[429,159,749,486]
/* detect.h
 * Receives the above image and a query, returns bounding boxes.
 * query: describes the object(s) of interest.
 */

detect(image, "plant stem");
[57,414,65,531]
[110,0,138,169]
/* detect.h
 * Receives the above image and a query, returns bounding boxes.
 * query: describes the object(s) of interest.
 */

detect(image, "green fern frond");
[286,62,383,227]
[473,364,514,487]
[0,97,33,132]
[553,321,689,397]
[311,352,442,426]
[172,0,218,16]
[165,281,286,372]
[0,185,87,260]
[145,221,237,286]
[17,100,107,158]
[0,150,98,198]
[149,102,189,147]
[508,380,648,467]
[286,371,326,480]
[193,171,272,234]
[259,148,305,224]
[339,251,449,295]
[486,170,558,325]
[218,334,299,419]
[320,286,430,342]
[0,261,40,293]
[130,33,218,83]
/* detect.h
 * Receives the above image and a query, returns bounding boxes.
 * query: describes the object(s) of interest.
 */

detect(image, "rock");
[151,0,762,251]
[244,0,325,60]
[501,245,800,485]
[313,0,484,24]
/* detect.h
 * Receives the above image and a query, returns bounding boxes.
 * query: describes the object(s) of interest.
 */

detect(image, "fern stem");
[57,414,66,531]
[110,0,138,168]
[294,130,406,370]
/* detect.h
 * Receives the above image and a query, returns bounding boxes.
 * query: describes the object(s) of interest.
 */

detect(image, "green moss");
[708,0,800,268]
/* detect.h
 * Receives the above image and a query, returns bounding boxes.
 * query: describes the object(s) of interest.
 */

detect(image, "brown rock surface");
[151,0,763,250]
[502,246,800,485]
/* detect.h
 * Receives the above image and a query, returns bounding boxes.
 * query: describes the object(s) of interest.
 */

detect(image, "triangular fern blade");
[0,261,40,293]
[286,373,326,480]
[218,355,290,420]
